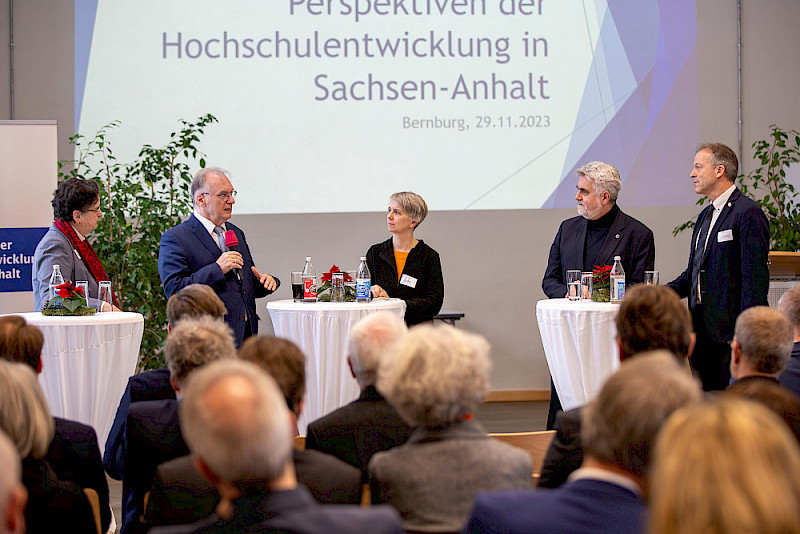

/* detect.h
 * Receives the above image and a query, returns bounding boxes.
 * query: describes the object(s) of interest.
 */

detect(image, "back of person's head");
[180,359,292,489]
[650,397,800,534]
[0,429,26,534]
[615,285,692,361]
[734,306,793,375]
[0,316,43,372]
[779,284,800,331]
[348,312,407,388]
[239,336,305,414]
[0,360,54,459]
[378,324,490,427]
[164,316,236,389]
[166,284,227,327]
[582,351,701,482]
[725,378,800,444]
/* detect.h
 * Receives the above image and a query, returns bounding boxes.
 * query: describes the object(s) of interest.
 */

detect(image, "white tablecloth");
[12,312,144,452]
[267,298,406,434]
[536,299,619,411]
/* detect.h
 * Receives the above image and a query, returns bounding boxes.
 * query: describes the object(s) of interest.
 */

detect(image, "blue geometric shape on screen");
[74,0,99,130]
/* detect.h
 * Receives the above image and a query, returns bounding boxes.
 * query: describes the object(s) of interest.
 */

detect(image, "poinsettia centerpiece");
[592,265,612,303]
[317,265,356,302]
[42,281,96,316]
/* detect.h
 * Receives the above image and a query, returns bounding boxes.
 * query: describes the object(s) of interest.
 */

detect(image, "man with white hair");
[541,161,655,427]
[150,359,402,533]
[0,429,26,534]
[729,306,794,385]
[305,311,413,476]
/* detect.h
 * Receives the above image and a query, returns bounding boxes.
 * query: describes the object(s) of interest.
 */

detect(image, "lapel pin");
[615,234,620,239]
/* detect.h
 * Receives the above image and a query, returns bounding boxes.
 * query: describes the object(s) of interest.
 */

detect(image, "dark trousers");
[690,306,732,391]
[546,379,563,430]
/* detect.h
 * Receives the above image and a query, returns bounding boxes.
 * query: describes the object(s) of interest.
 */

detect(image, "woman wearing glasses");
[32,178,118,311]
[366,192,444,326]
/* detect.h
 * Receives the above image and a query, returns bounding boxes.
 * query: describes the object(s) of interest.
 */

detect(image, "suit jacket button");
[239,315,245,320]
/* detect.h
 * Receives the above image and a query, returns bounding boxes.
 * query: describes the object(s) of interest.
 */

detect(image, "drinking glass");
[75,281,89,307]
[98,281,113,312]
[644,270,659,285]
[566,270,581,301]
[581,272,593,300]
[291,272,303,301]
[331,272,345,302]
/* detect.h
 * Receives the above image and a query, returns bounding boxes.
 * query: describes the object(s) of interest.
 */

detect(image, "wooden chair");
[293,435,306,451]
[489,430,556,486]
[82,487,102,534]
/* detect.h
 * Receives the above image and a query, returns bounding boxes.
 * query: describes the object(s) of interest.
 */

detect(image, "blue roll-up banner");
[0,228,48,292]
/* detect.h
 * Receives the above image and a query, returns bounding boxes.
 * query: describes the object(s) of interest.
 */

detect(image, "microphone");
[224,230,242,281]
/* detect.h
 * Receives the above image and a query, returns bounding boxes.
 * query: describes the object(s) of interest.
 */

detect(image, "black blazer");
[22,456,97,534]
[667,188,769,342]
[158,215,278,347]
[366,238,444,325]
[542,207,655,298]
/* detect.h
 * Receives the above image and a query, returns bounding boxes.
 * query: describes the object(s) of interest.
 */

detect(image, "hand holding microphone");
[223,230,242,281]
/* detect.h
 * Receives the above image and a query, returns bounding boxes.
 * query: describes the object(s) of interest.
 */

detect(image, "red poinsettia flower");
[322,265,342,283]
[74,286,85,296]
[57,286,72,298]
[592,265,612,280]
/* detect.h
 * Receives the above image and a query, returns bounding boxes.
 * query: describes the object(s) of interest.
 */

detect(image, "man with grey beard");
[541,161,655,427]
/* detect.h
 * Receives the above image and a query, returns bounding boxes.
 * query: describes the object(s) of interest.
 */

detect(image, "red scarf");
[53,219,118,307]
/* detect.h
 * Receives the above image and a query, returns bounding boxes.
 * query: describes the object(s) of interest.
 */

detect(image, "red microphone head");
[224,230,239,248]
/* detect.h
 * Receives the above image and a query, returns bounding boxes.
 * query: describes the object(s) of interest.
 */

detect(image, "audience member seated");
[725,378,800,443]
[143,336,362,530]
[104,284,227,480]
[464,351,701,534]
[119,317,236,534]
[306,312,413,477]
[649,397,800,534]
[0,429,27,534]
[778,285,800,396]
[369,325,531,533]
[728,306,793,387]
[0,315,110,532]
[149,360,403,534]
[0,360,96,533]
[539,284,694,488]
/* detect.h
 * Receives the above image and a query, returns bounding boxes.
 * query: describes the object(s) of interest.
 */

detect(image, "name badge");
[717,229,733,243]
[400,274,417,288]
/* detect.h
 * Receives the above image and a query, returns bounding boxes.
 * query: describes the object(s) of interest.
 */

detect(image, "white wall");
[1,0,798,391]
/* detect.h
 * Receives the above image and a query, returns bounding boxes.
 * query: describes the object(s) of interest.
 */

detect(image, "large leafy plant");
[674,125,800,251]
[58,114,218,370]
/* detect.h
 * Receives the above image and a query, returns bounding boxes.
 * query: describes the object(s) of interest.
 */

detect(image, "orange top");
[394,250,409,281]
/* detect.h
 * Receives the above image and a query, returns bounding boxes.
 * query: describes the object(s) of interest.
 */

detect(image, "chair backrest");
[489,430,556,485]
[294,435,306,451]
[83,487,102,534]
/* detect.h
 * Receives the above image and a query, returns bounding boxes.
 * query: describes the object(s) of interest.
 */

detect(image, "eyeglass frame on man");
[200,190,238,201]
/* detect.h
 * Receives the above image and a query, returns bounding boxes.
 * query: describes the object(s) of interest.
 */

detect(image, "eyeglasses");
[82,207,102,213]
[201,190,237,201]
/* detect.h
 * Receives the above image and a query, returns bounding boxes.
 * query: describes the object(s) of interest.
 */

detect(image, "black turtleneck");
[583,204,619,272]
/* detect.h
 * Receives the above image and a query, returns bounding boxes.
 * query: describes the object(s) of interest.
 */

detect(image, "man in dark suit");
[119,317,237,534]
[305,312,413,477]
[728,306,793,386]
[542,161,655,428]
[778,286,800,396]
[464,352,701,534]
[149,359,403,534]
[158,167,279,348]
[104,284,228,480]
[538,284,694,489]
[142,335,363,530]
[668,143,769,390]
[0,315,111,532]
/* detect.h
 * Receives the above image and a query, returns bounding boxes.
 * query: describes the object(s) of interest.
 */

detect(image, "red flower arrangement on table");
[317,265,356,302]
[42,281,96,315]
[592,265,612,303]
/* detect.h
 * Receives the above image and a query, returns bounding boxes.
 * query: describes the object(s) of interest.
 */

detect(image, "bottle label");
[357,279,370,300]
[612,277,625,301]
[303,276,316,299]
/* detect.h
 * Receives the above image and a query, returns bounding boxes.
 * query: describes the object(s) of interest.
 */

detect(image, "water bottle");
[301,257,317,302]
[48,264,65,306]
[610,255,625,303]
[356,257,371,302]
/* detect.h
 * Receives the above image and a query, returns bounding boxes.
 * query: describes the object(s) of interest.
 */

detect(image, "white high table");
[536,299,620,411]
[267,298,406,434]
[14,312,144,452]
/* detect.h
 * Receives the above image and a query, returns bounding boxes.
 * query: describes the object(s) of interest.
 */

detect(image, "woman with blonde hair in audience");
[0,360,95,533]
[649,397,800,534]
[368,325,531,533]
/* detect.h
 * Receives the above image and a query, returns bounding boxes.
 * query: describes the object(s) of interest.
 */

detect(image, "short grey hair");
[190,167,232,206]
[378,324,490,427]
[0,428,21,514]
[582,351,701,479]
[734,306,794,374]
[778,285,800,329]
[348,312,408,388]
[180,359,292,487]
[165,316,237,388]
[0,360,54,459]
[696,143,738,183]
[390,192,428,227]
[576,161,622,203]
